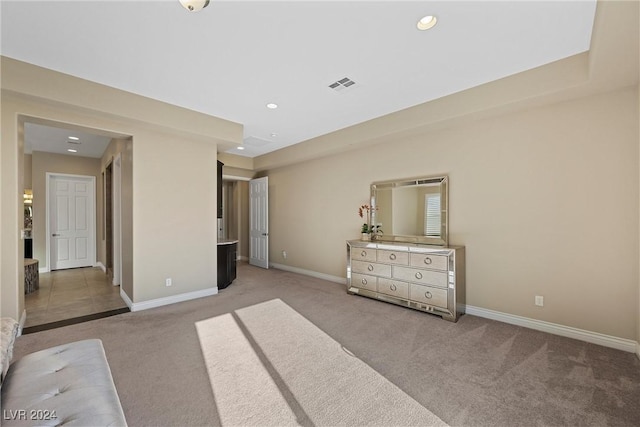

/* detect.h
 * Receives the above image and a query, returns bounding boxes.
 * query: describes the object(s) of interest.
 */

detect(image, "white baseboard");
[38,264,104,274]
[17,310,26,337]
[121,287,219,312]
[270,262,346,285]
[120,288,133,309]
[464,304,638,354]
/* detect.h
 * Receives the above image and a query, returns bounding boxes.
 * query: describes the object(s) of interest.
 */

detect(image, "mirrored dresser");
[347,175,465,321]
[347,241,464,321]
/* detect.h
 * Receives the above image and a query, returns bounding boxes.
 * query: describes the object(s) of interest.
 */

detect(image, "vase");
[361,233,370,241]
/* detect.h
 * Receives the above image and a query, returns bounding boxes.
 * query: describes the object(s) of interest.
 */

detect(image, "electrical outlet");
[165,278,172,287]
[282,250,287,259]
[535,295,544,307]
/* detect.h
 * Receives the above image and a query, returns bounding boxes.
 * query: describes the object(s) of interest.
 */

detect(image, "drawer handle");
[361,279,368,285]
[425,291,432,299]
[415,272,423,280]
[390,284,397,291]
[389,253,396,260]
[368,264,374,272]
[424,257,432,265]
[361,250,367,257]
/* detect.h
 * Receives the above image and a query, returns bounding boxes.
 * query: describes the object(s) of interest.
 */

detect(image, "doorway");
[21,119,132,331]
[249,176,269,269]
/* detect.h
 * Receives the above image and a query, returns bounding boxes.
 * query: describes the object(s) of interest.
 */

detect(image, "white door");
[49,174,96,270]
[249,177,269,269]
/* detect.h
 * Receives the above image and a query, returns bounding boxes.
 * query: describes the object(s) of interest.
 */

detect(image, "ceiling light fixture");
[67,149,78,153]
[417,15,438,31]
[237,146,245,150]
[179,0,210,12]
[68,136,79,141]
[266,103,278,109]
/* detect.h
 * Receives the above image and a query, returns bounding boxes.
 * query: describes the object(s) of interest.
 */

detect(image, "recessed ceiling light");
[417,15,437,31]
[67,149,78,153]
[270,133,277,138]
[266,103,278,109]
[68,136,79,141]
[179,0,210,12]
[237,146,245,150]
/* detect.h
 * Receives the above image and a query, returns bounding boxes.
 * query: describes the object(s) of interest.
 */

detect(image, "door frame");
[45,172,97,272]
[113,153,122,286]
[105,160,113,278]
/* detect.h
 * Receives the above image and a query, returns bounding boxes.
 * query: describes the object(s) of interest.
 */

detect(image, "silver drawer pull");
[361,279,368,285]
[361,250,367,257]
[368,264,374,272]
[425,291,432,299]
[415,272,423,279]
[390,284,397,291]
[389,253,396,260]
[424,257,432,265]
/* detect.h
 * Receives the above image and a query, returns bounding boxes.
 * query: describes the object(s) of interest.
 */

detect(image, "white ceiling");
[24,123,113,159]
[2,0,597,158]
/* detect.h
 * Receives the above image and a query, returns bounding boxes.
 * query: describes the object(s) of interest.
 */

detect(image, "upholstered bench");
[1,338,127,426]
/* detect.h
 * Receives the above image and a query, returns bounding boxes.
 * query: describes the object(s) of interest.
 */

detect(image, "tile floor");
[24,267,128,328]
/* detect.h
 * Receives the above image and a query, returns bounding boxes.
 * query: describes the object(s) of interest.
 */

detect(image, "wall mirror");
[370,175,448,246]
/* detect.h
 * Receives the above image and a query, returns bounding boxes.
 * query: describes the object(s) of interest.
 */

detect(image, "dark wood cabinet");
[24,238,33,259]
[217,242,237,289]
[217,160,223,218]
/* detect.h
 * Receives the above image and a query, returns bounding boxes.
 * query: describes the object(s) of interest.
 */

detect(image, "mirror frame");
[370,175,448,246]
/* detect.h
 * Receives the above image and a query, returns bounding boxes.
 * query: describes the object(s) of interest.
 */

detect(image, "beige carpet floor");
[9,262,640,426]
[196,299,446,426]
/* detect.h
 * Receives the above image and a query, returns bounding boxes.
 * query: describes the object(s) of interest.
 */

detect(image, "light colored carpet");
[196,299,446,426]
[8,263,640,426]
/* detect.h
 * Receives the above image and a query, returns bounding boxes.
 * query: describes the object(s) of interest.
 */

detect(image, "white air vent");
[328,77,356,92]
[244,136,272,147]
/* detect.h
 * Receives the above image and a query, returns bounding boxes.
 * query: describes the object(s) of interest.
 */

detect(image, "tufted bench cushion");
[1,339,127,426]
[1,318,19,383]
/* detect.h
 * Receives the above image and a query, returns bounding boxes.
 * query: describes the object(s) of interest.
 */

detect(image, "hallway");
[24,267,128,329]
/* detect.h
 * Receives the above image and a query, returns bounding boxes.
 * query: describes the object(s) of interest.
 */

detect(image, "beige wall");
[265,87,639,341]
[31,151,101,271]
[1,102,25,319]
[1,57,241,320]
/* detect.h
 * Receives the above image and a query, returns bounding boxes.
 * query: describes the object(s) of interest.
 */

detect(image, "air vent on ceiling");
[328,77,356,92]
[244,136,272,147]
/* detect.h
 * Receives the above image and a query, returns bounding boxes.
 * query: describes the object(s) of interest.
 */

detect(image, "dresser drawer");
[351,247,377,262]
[409,284,448,308]
[377,278,409,299]
[377,249,409,265]
[409,253,448,271]
[351,260,392,277]
[393,266,447,287]
[351,273,377,292]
